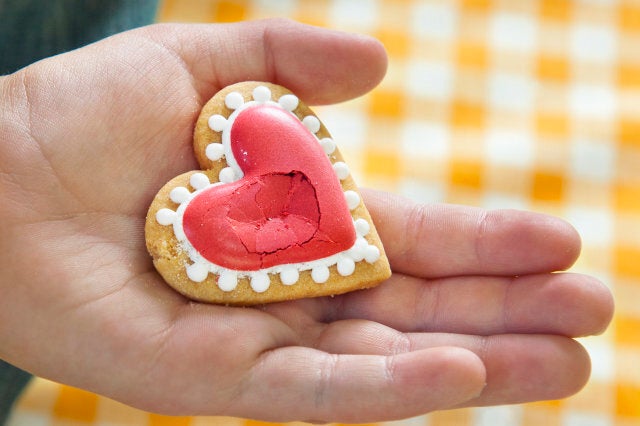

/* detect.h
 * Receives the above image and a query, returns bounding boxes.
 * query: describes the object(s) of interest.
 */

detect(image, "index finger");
[364,189,581,278]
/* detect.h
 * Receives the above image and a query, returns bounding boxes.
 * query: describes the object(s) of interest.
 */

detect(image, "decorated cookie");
[145,82,391,305]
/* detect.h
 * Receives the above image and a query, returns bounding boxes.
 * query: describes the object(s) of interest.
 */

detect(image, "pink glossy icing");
[182,104,356,270]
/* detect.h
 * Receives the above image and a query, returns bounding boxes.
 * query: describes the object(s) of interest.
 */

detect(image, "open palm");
[0,19,613,424]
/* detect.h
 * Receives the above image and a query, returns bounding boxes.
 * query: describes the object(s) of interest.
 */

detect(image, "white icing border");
[156,86,380,293]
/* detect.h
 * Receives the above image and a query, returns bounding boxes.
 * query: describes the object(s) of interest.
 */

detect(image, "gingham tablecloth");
[8,1,640,425]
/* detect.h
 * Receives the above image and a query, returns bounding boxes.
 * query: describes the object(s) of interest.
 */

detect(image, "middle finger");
[320,272,612,337]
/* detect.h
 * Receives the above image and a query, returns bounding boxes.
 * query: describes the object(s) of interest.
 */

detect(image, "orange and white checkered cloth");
[8,0,640,425]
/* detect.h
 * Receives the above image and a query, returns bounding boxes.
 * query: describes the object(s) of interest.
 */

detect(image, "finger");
[421,333,590,407]
[141,19,388,105]
[232,346,485,423]
[320,272,613,337]
[316,320,590,407]
[363,189,581,277]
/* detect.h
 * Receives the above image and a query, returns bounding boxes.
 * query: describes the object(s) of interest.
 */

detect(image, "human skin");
[0,18,614,423]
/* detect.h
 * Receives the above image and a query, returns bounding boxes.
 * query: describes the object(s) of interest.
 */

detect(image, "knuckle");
[314,353,339,411]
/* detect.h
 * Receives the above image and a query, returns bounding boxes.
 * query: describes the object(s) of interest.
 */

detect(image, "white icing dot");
[332,162,350,180]
[364,245,381,264]
[347,246,365,262]
[337,257,356,276]
[344,190,361,210]
[280,267,299,286]
[219,167,237,183]
[205,143,225,161]
[252,85,271,103]
[278,94,299,111]
[320,138,336,155]
[347,237,368,261]
[311,266,330,284]
[190,173,210,190]
[250,272,270,293]
[225,91,244,110]
[302,115,321,134]
[208,114,228,132]
[186,263,208,282]
[355,237,369,250]
[169,186,190,204]
[217,270,238,292]
[155,208,176,226]
[354,218,371,236]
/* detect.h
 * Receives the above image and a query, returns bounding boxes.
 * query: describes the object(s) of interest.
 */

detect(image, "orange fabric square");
[620,5,640,32]
[536,55,570,82]
[245,421,289,426]
[451,101,485,128]
[615,245,640,279]
[149,414,193,426]
[375,29,410,58]
[450,159,484,189]
[617,384,640,417]
[618,119,640,147]
[364,149,401,179]
[615,183,640,212]
[213,0,247,22]
[294,1,330,27]
[615,316,640,346]
[536,113,569,137]
[157,0,212,22]
[618,64,640,88]
[540,0,572,21]
[461,0,492,10]
[368,90,404,118]
[529,399,564,409]
[521,404,563,426]
[429,407,473,424]
[532,171,565,202]
[335,424,377,426]
[52,386,98,422]
[457,42,488,68]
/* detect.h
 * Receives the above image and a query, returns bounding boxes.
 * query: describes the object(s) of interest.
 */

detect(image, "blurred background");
[8,0,640,425]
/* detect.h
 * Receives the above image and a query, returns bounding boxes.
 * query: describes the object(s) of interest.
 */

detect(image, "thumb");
[138,18,388,105]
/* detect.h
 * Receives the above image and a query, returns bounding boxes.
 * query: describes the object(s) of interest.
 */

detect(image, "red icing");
[182,104,356,270]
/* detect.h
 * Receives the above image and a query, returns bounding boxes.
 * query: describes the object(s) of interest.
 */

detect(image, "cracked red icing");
[182,104,356,270]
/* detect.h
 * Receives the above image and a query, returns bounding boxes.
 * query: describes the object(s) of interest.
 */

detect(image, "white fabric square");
[485,129,534,167]
[482,193,530,210]
[401,120,450,159]
[488,72,536,112]
[329,0,380,31]
[577,336,615,381]
[405,60,454,100]
[570,23,618,63]
[6,411,50,426]
[489,12,538,52]
[398,179,446,204]
[254,0,296,15]
[565,206,614,246]
[317,108,368,151]
[472,406,523,426]
[569,139,616,182]
[562,411,614,426]
[569,84,616,119]
[410,2,458,39]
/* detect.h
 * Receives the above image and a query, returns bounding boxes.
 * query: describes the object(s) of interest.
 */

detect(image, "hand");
[0,19,613,423]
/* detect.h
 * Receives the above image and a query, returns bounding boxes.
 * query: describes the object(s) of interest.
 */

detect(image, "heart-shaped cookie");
[145,82,391,305]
